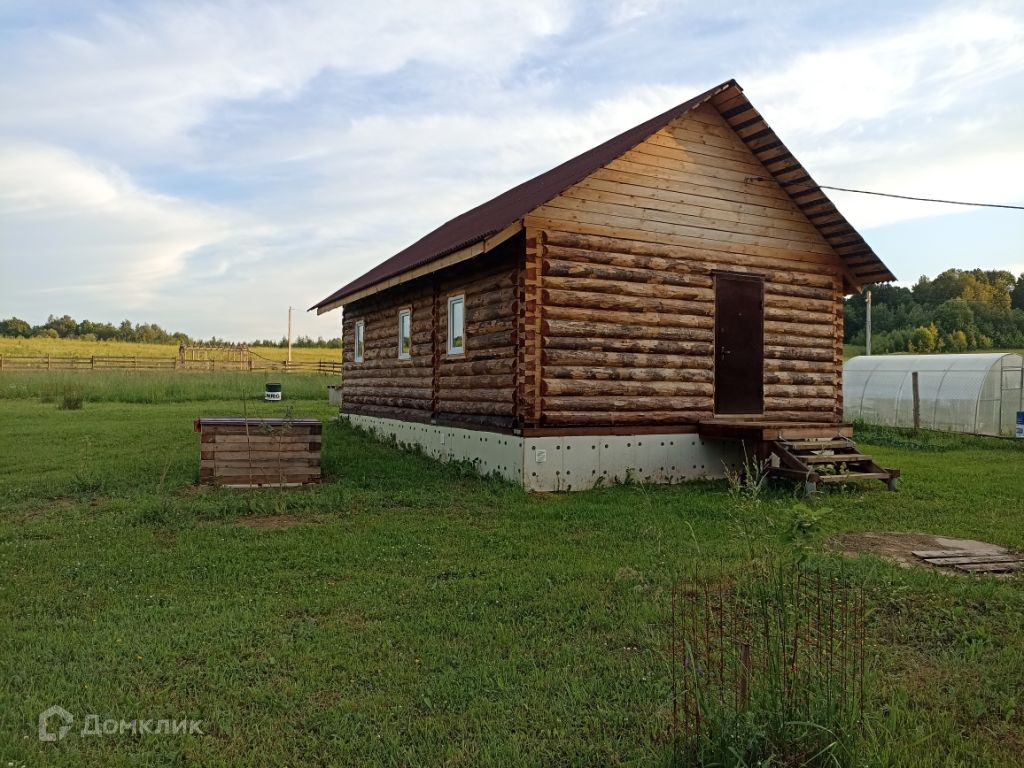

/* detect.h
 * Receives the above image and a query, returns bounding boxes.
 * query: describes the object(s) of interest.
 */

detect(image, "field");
[0,337,341,365]
[1,370,1023,766]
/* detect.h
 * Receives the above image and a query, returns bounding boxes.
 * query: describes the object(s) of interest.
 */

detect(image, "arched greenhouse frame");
[843,353,1024,437]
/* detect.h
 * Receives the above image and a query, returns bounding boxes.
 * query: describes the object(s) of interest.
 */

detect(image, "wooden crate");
[195,417,322,488]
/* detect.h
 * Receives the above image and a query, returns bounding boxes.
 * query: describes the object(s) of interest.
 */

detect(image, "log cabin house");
[312,80,899,492]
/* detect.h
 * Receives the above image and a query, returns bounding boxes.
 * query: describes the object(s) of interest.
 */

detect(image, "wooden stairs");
[767,435,900,494]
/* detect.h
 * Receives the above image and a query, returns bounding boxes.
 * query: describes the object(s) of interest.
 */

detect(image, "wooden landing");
[913,549,1023,574]
[699,419,854,442]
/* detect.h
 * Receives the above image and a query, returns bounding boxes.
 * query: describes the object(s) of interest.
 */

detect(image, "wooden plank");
[954,562,1024,573]
[817,472,892,483]
[912,549,987,559]
[926,554,1021,566]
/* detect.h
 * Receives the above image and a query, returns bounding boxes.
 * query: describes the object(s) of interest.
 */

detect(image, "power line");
[818,184,1024,211]
[745,176,1024,210]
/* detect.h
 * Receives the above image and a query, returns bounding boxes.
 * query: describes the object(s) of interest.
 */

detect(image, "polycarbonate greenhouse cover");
[843,353,1024,437]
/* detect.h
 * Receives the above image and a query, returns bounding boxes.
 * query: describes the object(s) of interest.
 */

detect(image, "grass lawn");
[1,372,1023,766]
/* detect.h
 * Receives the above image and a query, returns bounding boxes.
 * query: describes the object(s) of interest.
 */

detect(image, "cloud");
[1,0,1022,339]
[0,0,574,159]
[741,5,1024,228]
[0,142,237,305]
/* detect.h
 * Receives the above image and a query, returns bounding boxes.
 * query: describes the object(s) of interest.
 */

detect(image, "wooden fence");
[0,355,342,375]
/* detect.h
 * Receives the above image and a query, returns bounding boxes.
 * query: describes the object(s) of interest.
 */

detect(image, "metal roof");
[312,79,894,311]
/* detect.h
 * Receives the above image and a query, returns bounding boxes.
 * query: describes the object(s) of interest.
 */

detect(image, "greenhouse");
[843,353,1024,437]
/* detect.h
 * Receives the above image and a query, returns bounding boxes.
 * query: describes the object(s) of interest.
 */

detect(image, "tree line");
[0,315,341,348]
[845,269,1024,353]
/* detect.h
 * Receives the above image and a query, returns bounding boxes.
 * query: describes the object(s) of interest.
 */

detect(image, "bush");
[58,390,84,410]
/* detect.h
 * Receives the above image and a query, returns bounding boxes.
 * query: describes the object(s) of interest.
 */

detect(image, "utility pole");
[287,306,293,364]
[865,289,872,356]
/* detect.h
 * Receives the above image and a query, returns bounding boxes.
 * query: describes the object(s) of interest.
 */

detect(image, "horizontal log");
[543,270,713,303]
[542,287,712,316]
[544,319,713,343]
[544,365,713,383]
[761,410,838,422]
[434,400,514,416]
[763,397,835,411]
[542,378,712,397]
[542,410,708,426]
[343,375,433,388]
[343,395,431,410]
[763,293,835,313]
[763,334,830,350]
[467,302,511,323]
[764,384,835,399]
[343,404,431,423]
[439,358,514,376]
[763,306,833,326]
[544,243,713,287]
[764,358,837,373]
[544,305,714,330]
[763,371,836,386]
[763,320,834,340]
[343,385,432,398]
[438,374,513,389]
[543,395,710,411]
[436,387,514,402]
[764,345,834,362]
[543,349,713,370]
[469,329,513,349]
[543,336,714,355]
[465,287,515,310]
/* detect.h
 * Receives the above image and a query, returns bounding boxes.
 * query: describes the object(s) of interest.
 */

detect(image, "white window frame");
[354,320,364,363]
[397,309,412,360]
[447,294,465,356]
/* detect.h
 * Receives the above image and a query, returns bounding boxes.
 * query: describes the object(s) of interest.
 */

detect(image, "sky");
[1,0,1022,341]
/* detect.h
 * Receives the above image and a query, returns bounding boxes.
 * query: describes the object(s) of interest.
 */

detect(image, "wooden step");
[802,453,872,464]
[781,438,854,450]
[817,472,893,483]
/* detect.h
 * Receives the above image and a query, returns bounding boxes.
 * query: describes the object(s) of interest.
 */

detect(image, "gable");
[528,103,847,278]
[311,80,893,313]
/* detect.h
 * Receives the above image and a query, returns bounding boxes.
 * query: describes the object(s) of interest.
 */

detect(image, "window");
[354,320,364,363]
[447,294,465,355]
[398,309,411,359]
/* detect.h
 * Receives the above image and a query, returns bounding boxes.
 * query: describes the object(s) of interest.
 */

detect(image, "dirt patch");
[836,531,1012,572]
[235,514,315,530]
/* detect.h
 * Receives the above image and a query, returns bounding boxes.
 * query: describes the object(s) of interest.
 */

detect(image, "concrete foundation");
[345,414,744,492]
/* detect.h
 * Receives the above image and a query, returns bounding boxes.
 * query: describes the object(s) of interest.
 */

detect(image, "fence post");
[0,355,4,371]
[47,354,51,370]
[911,371,920,431]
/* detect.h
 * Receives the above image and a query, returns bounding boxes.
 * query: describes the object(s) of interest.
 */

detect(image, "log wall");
[342,238,521,429]
[523,103,847,427]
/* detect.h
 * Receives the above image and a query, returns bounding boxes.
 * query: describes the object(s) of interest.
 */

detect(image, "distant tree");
[0,317,32,337]
[908,324,939,353]
[1012,274,1024,311]
[44,314,78,337]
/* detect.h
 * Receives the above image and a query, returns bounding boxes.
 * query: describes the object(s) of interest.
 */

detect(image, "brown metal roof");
[312,79,893,311]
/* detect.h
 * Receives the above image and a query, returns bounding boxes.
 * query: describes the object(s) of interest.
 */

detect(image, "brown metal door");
[714,273,764,415]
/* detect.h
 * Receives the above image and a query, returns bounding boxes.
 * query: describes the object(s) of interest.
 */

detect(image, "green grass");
[1,371,1023,765]
[0,369,334,403]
